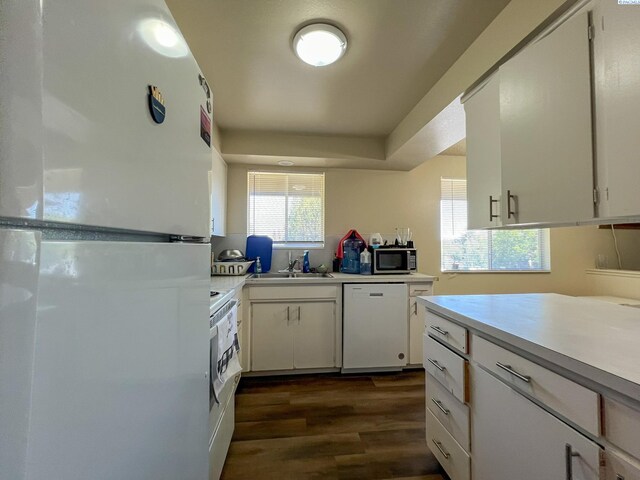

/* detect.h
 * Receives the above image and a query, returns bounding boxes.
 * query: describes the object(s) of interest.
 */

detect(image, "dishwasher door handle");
[369,293,384,297]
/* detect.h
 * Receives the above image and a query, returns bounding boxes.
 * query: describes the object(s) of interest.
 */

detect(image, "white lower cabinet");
[605,449,640,480]
[426,372,470,452]
[470,363,603,480]
[250,301,336,371]
[426,407,471,480]
[409,283,433,365]
[409,297,423,365]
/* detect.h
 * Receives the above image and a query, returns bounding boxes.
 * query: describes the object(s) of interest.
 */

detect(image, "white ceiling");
[167,0,508,165]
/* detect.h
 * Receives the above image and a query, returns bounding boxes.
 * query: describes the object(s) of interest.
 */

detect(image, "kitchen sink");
[251,272,334,279]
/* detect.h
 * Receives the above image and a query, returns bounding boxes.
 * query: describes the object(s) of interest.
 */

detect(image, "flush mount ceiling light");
[278,160,295,166]
[293,23,347,67]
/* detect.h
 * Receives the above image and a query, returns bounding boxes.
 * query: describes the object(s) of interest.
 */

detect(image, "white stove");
[208,288,239,479]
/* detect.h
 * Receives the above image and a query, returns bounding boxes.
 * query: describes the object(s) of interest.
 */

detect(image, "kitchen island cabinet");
[418,293,640,479]
[470,364,602,480]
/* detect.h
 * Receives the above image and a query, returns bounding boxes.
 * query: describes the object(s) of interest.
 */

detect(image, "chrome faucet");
[287,252,299,272]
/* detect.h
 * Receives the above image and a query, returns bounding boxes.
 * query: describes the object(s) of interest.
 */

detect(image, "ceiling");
[167,0,509,167]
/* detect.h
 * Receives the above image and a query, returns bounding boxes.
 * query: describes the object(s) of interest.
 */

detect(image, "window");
[248,171,325,247]
[440,178,550,272]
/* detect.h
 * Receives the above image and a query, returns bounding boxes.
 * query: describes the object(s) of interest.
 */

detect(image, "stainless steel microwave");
[370,247,417,274]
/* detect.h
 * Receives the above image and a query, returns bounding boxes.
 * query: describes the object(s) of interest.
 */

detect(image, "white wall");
[218,156,640,295]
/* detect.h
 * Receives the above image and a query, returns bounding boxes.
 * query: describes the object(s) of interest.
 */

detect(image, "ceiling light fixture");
[278,160,294,166]
[293,23,347,67]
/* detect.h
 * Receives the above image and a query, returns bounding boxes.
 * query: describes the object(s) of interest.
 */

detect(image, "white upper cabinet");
[464,73,502,229]
[592,0,640,219]
[499,10,594,226]
[210,148,227,237]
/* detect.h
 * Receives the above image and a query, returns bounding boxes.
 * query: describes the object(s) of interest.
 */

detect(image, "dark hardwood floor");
[220,370,447,480]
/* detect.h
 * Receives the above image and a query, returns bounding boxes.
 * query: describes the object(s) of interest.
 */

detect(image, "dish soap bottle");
[255,256,262,274]
[302,250,310,273]
[360,248,371,275]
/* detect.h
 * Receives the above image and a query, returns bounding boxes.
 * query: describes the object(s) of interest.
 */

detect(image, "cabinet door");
[293,302,336,369]
[592,0,640,218]
[500,11,594,225]
[465,72,502,229]
[409,298,423,365]
[210,148,227,237]
[470,364,603,480]
[250,303,294,371]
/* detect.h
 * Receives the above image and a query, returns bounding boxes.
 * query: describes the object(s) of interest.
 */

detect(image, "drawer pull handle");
[496,362,531,383]
[427,358,446,372]
[432,439,450,459]
[616,475,625,480]
[431,398,450,415]
[565,443,580,480]
[430,325,449,336]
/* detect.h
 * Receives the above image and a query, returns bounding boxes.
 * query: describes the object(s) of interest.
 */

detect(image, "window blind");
[248,171,325,246]
[440,178,550,272]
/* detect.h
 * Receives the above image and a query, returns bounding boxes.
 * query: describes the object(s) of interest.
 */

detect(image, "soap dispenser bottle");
[302,250,310,273]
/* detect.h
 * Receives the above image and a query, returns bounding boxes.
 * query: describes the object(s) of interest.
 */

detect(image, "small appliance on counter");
[369,245,417,274]
[369,233,383,248]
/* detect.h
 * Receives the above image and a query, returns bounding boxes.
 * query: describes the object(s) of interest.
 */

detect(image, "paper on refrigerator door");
[213,304,241,402]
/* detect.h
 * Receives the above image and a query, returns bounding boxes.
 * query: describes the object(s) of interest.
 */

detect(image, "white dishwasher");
[342,283,409,372]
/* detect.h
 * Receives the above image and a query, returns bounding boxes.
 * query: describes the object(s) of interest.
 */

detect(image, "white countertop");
[418,293,640,402]
[210,275,248,293]
[243,271,437,285]
[211,272,435,292]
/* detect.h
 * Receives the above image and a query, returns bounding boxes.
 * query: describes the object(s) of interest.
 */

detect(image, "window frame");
[247,170,326,249]
[440,177,551,274]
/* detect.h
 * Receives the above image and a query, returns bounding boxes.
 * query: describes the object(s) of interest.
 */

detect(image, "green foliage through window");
[248,172,325,245]
[441,178,550,272]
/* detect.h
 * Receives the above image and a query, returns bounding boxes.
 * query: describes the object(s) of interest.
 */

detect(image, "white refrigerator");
[1,1,213,479]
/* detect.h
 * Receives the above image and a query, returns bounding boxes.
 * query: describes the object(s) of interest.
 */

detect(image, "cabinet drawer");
[472,335,600,436]
[424,335,467,403]
[409,283,433,297]
[426,407,470,480]
[248,285,338,300]
[604,397,640,460]
[606,449,640,480]
[426,373,470,452]
[425,310,468,354]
